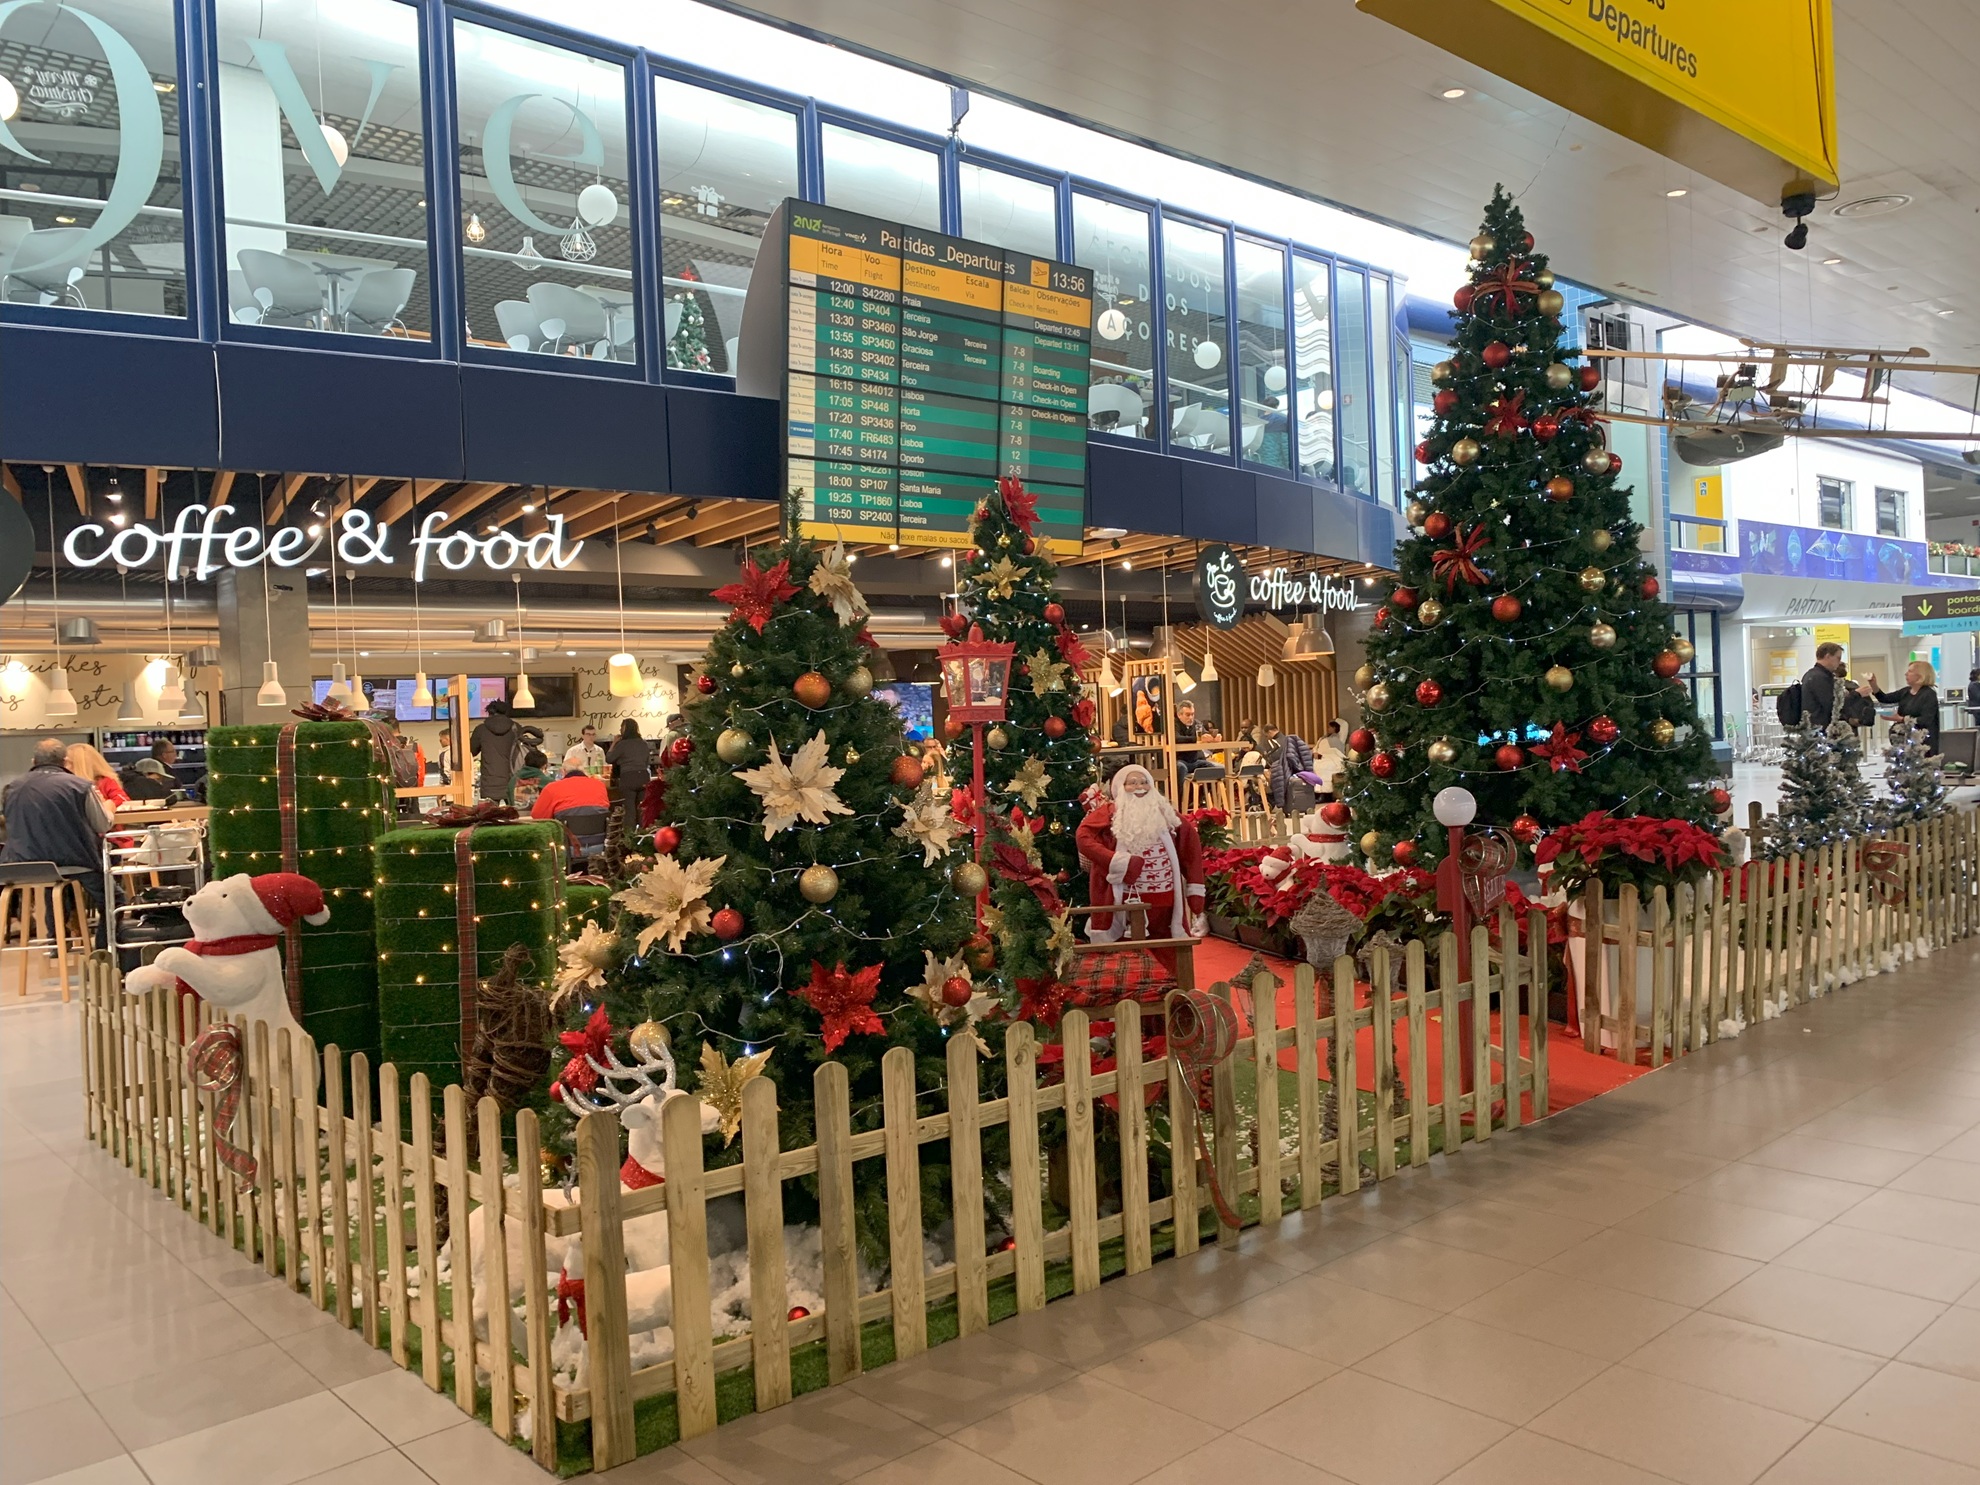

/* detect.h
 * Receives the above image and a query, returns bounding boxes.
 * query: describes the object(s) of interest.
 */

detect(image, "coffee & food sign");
[1193,542,1362,629]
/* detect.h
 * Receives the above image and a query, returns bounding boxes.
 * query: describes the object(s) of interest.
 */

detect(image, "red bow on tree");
[799,960,885,1051]
[950,787,979,833]
[1072,697,1097,730]
[996,475,1040,535]
[991,840,1061,914]
[1562,405,1606,436]
[551,1006,614,1100]
[1482,391,1529,439]
[1470,259,1540,314]
[1007,805,1044,835]
[1530,722,1589,774]
[1431,523,1490,593]
[713,556,799,634]
[1054,627,1090,669]
[290,699,356,721]
[1015,976,1070,1029]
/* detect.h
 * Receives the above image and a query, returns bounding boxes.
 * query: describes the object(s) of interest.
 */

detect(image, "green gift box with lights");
[566,880,611,928]
[205,721,397,1065]
[373,820,573,1093]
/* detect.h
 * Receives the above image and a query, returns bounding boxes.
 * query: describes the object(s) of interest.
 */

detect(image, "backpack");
[1775,683,1804,727]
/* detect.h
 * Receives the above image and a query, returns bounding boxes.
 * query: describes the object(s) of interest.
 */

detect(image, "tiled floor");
[5,941,1980,1485]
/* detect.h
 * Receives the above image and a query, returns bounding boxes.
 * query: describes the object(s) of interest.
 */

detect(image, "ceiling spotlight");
[521,501,536,513]
[1781,188,1816,251]
[1121,559,1133,570]
[1937,308,1956,317]
[939,554,952,568]
[1440,88,1466,99]
[1665,188,1687,198]
[105,475,124,503]
[109,510,127,528]
[1821,256,1843,265]
[888,543,899,551]
[566,649,577,657]
[306,522,322,538]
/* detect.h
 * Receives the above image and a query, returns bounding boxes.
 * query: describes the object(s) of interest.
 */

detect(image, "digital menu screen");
[781,202,1091,555]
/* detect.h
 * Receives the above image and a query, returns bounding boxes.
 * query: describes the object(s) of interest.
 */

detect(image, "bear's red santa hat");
[240,872,331,933]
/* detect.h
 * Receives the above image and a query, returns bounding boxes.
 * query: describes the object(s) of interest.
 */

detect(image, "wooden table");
[110,805,210,827]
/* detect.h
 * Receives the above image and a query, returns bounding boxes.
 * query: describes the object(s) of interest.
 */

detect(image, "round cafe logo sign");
[1193,544,1243,628]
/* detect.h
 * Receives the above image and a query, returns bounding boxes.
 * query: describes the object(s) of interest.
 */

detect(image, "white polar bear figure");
[124,872,330,1049]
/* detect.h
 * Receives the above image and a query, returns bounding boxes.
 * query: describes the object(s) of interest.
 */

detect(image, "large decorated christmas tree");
[1340,187,1718,866]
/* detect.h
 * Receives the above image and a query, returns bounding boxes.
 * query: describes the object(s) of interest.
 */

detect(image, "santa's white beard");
[1114,789,1181,855]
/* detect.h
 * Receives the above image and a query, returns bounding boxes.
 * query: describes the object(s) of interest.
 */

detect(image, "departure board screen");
[780,202,1091,554]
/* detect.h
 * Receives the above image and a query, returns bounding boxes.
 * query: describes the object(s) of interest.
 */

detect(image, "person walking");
[1796,641,1847,728]
[2,739,114,945]
[605,718,652,830]
[1859,661,1943,755]
[469,698,525,803]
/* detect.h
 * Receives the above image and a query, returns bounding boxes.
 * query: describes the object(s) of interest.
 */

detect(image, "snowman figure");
[125,872,330,1046]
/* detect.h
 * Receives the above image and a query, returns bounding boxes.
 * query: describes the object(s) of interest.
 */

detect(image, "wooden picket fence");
[74,810,1975,1473]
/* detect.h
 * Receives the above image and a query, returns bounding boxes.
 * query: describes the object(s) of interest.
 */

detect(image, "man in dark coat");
[2,739,113,944]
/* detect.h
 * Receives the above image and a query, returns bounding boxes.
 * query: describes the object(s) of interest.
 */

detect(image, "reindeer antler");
[552,1009,680,1119]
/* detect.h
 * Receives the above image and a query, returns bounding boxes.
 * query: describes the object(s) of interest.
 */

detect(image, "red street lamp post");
[938,624,1017,910]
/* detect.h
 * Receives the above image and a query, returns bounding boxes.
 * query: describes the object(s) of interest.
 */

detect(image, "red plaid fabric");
[1068,948,1174,1008]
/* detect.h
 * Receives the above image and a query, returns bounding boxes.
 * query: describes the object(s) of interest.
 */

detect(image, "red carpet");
[1191,935,1645,1115]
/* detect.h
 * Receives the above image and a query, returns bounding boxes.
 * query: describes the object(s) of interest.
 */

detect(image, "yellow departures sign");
[1356,0,1837,201]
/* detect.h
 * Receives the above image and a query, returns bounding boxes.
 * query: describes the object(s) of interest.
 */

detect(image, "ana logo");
[1193,543,1244,629]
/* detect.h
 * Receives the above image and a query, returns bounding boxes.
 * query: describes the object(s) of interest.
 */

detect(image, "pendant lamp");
[177,684,206,723]
[257,660,287,708]
[510,574,535,709]
[157,664,186,711]
[326,660,351,702]
[1200,646,1219,683]
[255,508,287,708]
[408,480,435,708]
[45,668,77,717]
[43,483,77,717]
[607,499,643,697]
[116,680,143,722]
[1255,662,1278,689]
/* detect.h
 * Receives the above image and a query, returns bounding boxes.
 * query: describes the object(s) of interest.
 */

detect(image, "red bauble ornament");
[1423,512,1453,539]
[1586,715,1620,745]
[1607,452,1623,475]
[1511,814,1542,845]
[1453,284,1475,314]
[942,715,965,740]
[711,907,745,941]
[1373,605,1390,628]
[1491,593,1523,622]
[889,755,926,789]
[1415,441,1434,465]
[1531,414,1560,443]
[789,1306,811,1322]
[1391,586,1418,608]
[1707,787,1732,814]
[941,975,975,1008]
[1369,751,1397,780]
[1545,475,1574,502]
[1653,650,1683,679]
[793,671,832,708]
[1043,716,1067,739]
[1390,840,1419,867]
[653,826,681,854]
[1482,340,1512,369]
[1043,602,1065,626]
[695,673,717,695]
[1321,801,1352,828]
[1494,744,1525,771]
[1432,389,1458,416]
[1414,678,1443,707]
[664,737,693,768]
[1348,727,1376,755]
[1023,537,1036,554]
[964,935,997,974]
[1641,575,1661,598]
[1578,365,1601,392]
[940,611,968,639]
[1518,231,1535,252]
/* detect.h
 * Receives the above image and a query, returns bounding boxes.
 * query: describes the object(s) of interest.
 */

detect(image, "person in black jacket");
[1799,642,1846,728]
[1858,661,1942,754]
[119,757,178,802]
[2,739,113,945]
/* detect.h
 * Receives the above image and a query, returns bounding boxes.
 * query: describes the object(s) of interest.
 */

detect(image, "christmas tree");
[1339,187,1717,868]
[667,290,712,371]
[1763,689,1872,855]
[558,521,981,1235]
[1877,717,1945,827]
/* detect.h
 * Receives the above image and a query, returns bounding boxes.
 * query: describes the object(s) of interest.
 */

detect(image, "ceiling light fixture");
[1822,256,1843,265]
[1440,87,1465,99]
[255,475,287,708]
[510,573,535,710]
[409,485,433,709]
[1665,188,1687,198]
[607,496,643,697]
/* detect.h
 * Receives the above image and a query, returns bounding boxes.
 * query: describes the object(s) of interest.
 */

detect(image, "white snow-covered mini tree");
[1764,688,1871,857]
[1877,718,1946,827]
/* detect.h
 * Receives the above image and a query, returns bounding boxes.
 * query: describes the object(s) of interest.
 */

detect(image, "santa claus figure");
[1077,765,1207,949]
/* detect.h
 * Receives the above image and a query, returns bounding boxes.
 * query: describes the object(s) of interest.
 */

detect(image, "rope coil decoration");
[186,1025,256,1182]
[1860,840,1912,903]
[1165,987,1245,1230]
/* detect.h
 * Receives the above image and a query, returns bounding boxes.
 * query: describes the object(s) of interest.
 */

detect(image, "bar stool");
[0,862,95,1001]
[1231,766,1275,840]
[1181,767,1235,819]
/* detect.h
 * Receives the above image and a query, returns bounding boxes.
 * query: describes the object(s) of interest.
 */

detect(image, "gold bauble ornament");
[1588,622,1618,650]
[1589,529,1614,551]
[628,1020,671,1060]
[1049,818,1065,834]
[1544,665,1575,693]
[1545,362,1574,391]
[1673,638,1696,664]
[844,666,874,699]
[952,860,989,896]
[1406,499,1429,527]
[985,727,1009,751]
[844,746,860,763]
[1427,738,1458,765]
[1581,447,1614,475]
[1577,566,1607,593]
[1468,232,1496,260]
[1416,599,1445,626]
[730,662,746,678]
[1353,664,1375,690]
[1536,289,1565,316]
[799,863,840,904]
[715,727,755,764]
[1648,719,1677,746]
[1535,269,1555,289]
[1450,438,1482,466]
[1430,360,1455,386]
[1365,682,1393,712]
[1360,830,1383,857]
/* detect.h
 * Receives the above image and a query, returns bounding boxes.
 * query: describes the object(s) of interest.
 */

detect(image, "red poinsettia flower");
[1054,627,1090,669]
[553,1006,614,1098]
[1007,804,1045,835]
[799,960,885,1051]
[1015,976,1069,1029]
[1529,722,1588,774]
[950,787,979,832]
[1072,696,1097,730]
[991,840,1061,913]
[996,475,1040,535]
[713,557,799,634]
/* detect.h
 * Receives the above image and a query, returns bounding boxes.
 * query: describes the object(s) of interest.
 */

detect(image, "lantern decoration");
[938,624,1019,923]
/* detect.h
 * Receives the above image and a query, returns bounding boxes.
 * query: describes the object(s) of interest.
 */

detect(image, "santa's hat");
[242,872,331,932]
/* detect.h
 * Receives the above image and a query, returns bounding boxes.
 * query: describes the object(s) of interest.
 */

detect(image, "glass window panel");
[820,123,938,229]
[654,77,796,375]
[1162,217,1228,453]
[1335,267,1371,495]
[0,0,183,316]
[453,20,635,362]
[1292,256,1333,483]
[1233,238,1287,469]
[1073,194,1152,440]
[957,162,1055,258]
[1369,273,1395,504]
[214,0,426,339]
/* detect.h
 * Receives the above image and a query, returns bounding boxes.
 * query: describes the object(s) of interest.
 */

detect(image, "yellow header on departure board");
[1356,0,1837,200]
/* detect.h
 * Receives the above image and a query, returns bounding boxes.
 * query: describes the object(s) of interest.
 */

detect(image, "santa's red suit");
[1076,765,1207,947]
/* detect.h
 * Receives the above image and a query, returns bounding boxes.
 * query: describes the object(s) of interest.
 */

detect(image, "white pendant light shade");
[608,652,642,698]
[157,664,186,711]
[348,673,364,705]
[116,680,143,722]
[1200,647,1219,683]
[1256,663,1278,689]
[1174,666,1197,694]
[411,670,433,708]
[177,690,206,723]
[256,660,288,708]
[325,661,350,701]
[1097,652,1118,691]
[513,672,536,710]
[44,668,77,718]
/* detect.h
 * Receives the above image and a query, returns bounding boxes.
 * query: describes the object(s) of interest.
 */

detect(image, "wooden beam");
[690,504,781,547]
[145,467,162,521]
[543,488,626,525]
[65,464,88,515]
[209,469,237,509]
[374,479,425,526]
[569,494,667,541]
[1,465,20,499]
[266,471,310,525]
[442,483,514,526]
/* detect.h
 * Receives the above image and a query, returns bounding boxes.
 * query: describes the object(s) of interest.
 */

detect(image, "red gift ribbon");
[1431,523,1489,593]
[186,1025,256,1182]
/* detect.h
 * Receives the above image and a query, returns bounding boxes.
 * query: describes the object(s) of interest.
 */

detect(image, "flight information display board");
[780,202,1091,554]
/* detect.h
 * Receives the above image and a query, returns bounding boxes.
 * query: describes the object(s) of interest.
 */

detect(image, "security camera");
[1781,189,1816,251]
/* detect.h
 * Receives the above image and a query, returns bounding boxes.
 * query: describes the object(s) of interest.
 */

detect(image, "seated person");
[511,748,552,813]
[531,764,611,820]
[119,757,178,802]
[1173,699,1220,777]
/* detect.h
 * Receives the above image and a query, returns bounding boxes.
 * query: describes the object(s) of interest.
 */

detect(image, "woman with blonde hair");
[65,743,130,808]
[1857,659,1941,754]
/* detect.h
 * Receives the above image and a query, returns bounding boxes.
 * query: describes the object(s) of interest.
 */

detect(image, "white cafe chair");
[494,299,539,351]
[237,248,327,330]
[341,266,415,335]
[527,281,609,357]
[4,226,92,306]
